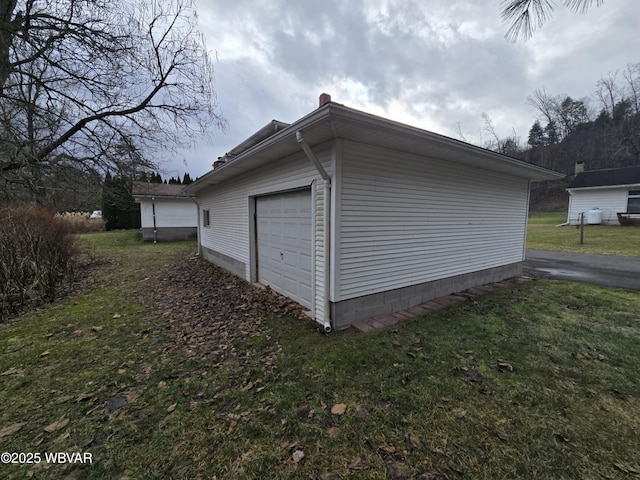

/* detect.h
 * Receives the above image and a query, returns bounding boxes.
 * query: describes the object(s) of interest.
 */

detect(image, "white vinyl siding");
[336,141,529,301]
[197,148,333,321]
[567,187,631,225]
[138,198,197,229]
[313,179,330,321]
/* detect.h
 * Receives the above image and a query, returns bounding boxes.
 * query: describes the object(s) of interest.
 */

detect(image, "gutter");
[186,102,562,197]
[296,130,332,333]
[185,106,333,195]
[567,183,640,191]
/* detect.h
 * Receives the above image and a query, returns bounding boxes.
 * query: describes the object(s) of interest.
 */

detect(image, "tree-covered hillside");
[498,63,640,211]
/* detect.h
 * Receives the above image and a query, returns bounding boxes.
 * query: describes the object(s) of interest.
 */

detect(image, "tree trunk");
[0,0,17,89]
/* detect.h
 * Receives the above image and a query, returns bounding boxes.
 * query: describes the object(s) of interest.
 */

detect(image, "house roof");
[220,120,290,161]
[186,102,564,194]
[567,165,640,189]
[132,182,192,198]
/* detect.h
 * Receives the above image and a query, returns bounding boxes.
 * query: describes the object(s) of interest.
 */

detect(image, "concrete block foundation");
[201,246,247,278]
[330,263,522,330]
[141,227,197,242]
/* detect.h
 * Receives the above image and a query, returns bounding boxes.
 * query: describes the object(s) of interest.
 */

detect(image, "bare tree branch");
[1,0,225,203]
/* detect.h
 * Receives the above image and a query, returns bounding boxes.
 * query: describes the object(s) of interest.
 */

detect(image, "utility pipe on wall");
[296,131,332,333]
[188,196,201,256]
[151,197,157,243]
[321,178,331,333]
[296,131,330,181]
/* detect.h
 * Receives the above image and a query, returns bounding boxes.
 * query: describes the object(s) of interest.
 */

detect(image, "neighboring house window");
[628,191,640,213]
[203,209,210,227]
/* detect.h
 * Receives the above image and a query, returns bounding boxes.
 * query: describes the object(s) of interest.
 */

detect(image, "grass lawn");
[1,231,639,479]
[527,212,640,257]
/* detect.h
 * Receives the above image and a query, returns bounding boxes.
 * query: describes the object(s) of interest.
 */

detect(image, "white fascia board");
[133,195,194,200]
[186,107,332,194]
[186,103,564,194]
[330,106,564,181]
[567,183,640,193]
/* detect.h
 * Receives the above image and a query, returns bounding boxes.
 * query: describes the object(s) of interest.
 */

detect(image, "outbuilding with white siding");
[186,95,562,330]
[133,182,198,242]
[566,166,640,225]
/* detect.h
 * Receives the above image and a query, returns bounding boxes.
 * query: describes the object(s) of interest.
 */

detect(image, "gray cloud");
[175,0,640,178]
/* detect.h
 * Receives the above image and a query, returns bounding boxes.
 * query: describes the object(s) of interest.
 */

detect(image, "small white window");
[203,209,210,227]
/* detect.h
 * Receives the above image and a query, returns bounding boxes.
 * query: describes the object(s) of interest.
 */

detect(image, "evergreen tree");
[102,173,140,230]
[544,121,559,145]
[528,120,545,147]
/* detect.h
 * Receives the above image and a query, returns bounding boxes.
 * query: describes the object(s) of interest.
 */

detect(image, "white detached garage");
[132,182,198,242]
[186,95,562,330]
[566,166,640,225]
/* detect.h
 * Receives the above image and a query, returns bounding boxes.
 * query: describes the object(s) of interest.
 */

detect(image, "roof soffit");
[187,104,563,193]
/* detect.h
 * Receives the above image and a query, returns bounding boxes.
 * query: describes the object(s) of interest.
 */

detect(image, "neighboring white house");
[185,94,562,331]
[567,166,640,225]
[132,182,198,242]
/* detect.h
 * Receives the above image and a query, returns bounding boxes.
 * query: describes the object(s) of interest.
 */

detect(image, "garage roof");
[186,101,564,194]
[568,166,640,189]
[132,182,193,199]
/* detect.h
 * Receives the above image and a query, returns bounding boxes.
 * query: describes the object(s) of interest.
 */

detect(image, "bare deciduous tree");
[595,71,621,115]
[0,0,224,202]
[481,112,521,155]
[527,88,592,141]
[622,63,640,115]
[527,87,558,127]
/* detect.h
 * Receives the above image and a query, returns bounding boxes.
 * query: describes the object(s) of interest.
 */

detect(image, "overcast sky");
[163,0,640,179]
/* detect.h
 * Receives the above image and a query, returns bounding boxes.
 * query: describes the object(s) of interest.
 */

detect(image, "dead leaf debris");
[148,255,307,368]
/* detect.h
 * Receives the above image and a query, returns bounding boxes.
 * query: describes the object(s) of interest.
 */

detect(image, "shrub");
[0,205,79,321]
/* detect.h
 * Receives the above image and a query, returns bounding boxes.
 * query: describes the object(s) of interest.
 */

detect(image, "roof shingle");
[568,165,640,189]
[132,182,191,197]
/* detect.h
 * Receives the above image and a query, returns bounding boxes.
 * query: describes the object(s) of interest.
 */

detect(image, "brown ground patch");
[148,254,308,367]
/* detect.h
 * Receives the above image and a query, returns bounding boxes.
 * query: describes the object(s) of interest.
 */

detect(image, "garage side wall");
[331,141,529,327]
[313,179,327,323]
[197,149,333,322]
[139,198,197,227]
[567,188,629,225]
[138,198,198,241]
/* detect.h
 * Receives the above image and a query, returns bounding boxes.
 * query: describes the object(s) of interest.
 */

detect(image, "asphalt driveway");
[524,249,640,291]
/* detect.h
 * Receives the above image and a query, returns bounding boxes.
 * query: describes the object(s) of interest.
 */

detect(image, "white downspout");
[190,196,201,256]
[151,197,157,243]
[321,179,331,333]
[296,131,330,181]
[296,131,332,333]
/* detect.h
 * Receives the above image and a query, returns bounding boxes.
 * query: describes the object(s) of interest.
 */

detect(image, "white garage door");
[256,189,313,309]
